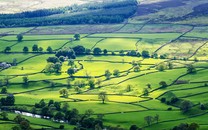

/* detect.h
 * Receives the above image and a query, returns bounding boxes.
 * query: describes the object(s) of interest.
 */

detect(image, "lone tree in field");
[113,69,120,77]
[1,86,7,94]
[105,70,112,80]
[156,63,167,71]
[4,46,11,52]
[74,33,80,40]
[187,65,197,74]
[59,88,69,98]
[47,46,53,53]
[23,46,29,53]
[144,116,153,126]
[98,92,107,104]
[159,81,168,88]
[180,100,193,113]
[17,34,23,42]
[22,76,29,85]
[38,47,43,52]
[67,67,75,76]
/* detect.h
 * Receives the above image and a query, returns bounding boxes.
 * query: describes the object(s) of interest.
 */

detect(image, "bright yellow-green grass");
[70,94,144,103]
[67,101,146,114]
[119,68,187,91]
[76,55,143,62]
[6,81,49,93]
[0,54,51,75]
[64,38,103,49]
[180,69,208,82]
[0,53,35,63]
[75,61,132,76]
[136,99,179,110]
[146,113,208,130]
[95,38,138,51]
[0,41,16,51]
[11,40,68,52]
[103,110,186,129]
[182,92,208,104]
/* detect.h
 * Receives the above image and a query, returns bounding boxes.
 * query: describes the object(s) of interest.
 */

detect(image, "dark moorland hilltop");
[0,0,208,130]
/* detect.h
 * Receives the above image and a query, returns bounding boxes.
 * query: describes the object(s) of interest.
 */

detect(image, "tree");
[73,45,85,54]
[130,125,142,130]
[113,69,120,77]
[5,94,15,106]
[74,33,80,40]
[168,62,173,69]
[32,44,38,52]
[12,126,20,130]
[187,65,197,74]
[180,100,193,113]
[103,49,108,55]
[67,67,76,76]
[62,102,69,112]
[47,46,53,53]
[0,112,8,120]
[189,123,199,130]
[4,76,9,86]
[17,34,23,42]
[59,88,69,98]
[1,86,7,94]
[88,79,95,89]
[22,76,29,85]
[12,58,17,66]
[23,46,29,53]
[4,46,11,52]
[38,47,43,52]
[47,57,59,63]
[144,116,153,126]
[93,47,102,55]
[54,112,65,121]
[20,120,31,130]
[159,81,168,88]
[105,70,112,80]
[142,50,150,58]
[154,114,159,124]
[68,59,74,66]
[53,62,62,73]
[156,63,166,71]
[98,92,107,104]
[143,88,149,96]
[134,65,140,72]
[59,56,65,62]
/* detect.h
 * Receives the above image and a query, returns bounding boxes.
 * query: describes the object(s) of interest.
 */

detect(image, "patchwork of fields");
[0,20,208,130]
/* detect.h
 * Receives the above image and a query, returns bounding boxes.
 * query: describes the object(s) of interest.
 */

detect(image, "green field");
[1,1,208,129]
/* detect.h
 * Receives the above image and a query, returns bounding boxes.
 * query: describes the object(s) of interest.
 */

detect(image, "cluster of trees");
[144,114,160,126]
[32,99,104,129]
[0,94,15,106]
[172,122,199,130]
[0,77,9,86]
[12,115,32,130]
[44,62,62,73]
[0,0,137,27]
